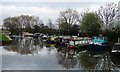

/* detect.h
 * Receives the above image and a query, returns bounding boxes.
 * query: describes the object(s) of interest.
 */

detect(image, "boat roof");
[94,36,107,38]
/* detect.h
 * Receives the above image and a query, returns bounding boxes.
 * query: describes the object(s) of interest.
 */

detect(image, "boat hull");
[67,44,88,49]
[88,44,108,51]
[111,52,120,56]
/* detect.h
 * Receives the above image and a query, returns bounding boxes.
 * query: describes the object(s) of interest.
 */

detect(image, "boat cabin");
[67,37,91,49]
[89,36,108,46]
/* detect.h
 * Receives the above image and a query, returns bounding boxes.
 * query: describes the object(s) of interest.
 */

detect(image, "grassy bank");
[0,34,10,41]
[0,33,12,41]
[0,33,13,45]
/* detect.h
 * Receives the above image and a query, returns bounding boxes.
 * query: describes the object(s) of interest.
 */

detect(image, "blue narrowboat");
[88,36,109,50]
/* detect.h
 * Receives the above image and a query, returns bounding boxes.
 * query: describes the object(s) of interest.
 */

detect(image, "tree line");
[2,3,120,42]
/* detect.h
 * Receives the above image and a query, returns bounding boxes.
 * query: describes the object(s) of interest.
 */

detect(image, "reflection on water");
[1,37,120,71]
[3,37,43,55]
[111,53,120,68]
[0,46,2,71]
[57,48,79,69]
[79,51,99,70]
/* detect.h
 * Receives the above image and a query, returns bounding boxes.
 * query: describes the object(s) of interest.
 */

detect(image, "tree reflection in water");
[110,53,120,70]
[78,50,117,71]
[94,52,112,70]
[56,48,78,69]
[3,37,43,55]
[79,50,99,70]
[2,38,120,71]
[55,46,120,71]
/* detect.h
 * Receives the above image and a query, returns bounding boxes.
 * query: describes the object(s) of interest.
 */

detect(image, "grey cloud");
[0,2,119,25]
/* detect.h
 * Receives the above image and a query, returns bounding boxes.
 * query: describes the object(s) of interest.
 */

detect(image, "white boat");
[111,43,120,53]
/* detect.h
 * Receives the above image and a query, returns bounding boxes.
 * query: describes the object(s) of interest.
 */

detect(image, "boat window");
[69,41,74,45]
[113,45,120,50]
[79,41,81,44]
[83,41,85,44]
[75,41,79,45]
[101,37,103,39]
[105,37,108,40]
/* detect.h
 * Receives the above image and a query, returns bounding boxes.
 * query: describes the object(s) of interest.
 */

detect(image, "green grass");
[0,33,11,41]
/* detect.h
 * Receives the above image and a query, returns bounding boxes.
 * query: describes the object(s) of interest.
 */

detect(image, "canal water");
[1,37,120,71]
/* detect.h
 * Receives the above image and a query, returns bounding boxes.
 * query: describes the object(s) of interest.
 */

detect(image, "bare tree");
[98,3,118,30]
[47,19,54,29]
[56,9,81,35]
[3,15,44,34]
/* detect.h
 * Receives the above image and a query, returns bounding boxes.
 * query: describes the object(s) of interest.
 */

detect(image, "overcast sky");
[0,0,120,25]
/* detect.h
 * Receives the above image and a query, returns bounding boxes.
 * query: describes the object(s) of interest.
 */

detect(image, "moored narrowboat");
[88,36,109,50]
[111,43,120,55]
[67,37,91,49]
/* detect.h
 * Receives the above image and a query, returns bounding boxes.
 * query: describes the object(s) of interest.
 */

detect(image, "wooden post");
[118,38,120,43]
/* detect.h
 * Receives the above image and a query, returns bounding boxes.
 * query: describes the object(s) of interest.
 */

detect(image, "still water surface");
[1,37,120,71]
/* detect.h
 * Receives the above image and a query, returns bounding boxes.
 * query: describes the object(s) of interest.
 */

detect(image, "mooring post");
[118,38,120,43]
